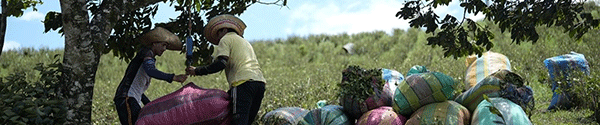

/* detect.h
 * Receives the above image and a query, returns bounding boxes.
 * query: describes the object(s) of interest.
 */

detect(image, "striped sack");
[262,107,309,125]
[544,52,590,110]
[298,105,351,125]
[405,101,470,125]
[464,51,511,90]
[357,106,407,125]
[392,72,456,116]
[455,69,534,114]
[136,83,230,125]
[471,98,532,125]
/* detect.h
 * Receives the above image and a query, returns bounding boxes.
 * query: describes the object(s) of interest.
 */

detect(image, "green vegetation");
[1,22,599,124]
[0,50,65,124]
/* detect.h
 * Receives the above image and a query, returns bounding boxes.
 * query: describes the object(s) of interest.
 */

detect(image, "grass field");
[1,24,599,124]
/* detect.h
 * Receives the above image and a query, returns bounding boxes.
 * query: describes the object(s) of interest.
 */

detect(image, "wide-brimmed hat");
[137,27,182,50]
[204,14,246,44]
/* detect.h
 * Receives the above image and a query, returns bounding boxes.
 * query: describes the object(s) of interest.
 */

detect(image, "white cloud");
[19,11,45,21]
[286,0,410,36]
[3,41,21,51]
[433,1,463,18]
[467,13,486,21]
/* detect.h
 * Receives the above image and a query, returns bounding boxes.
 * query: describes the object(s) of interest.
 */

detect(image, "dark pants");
[114,97,141,125]
[229,81,266,125]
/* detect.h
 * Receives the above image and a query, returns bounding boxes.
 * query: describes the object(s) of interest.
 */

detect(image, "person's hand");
[173,74,188,83]
[186,67,196,76]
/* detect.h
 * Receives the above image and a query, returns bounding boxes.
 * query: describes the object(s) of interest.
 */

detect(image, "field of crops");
[1,22,599,124]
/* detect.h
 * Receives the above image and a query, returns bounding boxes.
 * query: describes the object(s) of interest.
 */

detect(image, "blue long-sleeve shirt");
[115,48,174,106]
[143,57,174,82]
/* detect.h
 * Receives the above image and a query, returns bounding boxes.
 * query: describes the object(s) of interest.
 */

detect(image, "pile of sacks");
[133,51,588,125]
[262,66,409,125]
[262,51,540,125]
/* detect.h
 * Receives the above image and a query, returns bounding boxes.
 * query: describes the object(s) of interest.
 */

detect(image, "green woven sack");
[405,101,470,125]
[297,105,351,125]
[471,98,532,125]
[392,72,456,116]
[455,69,534,115]
[262,107,309,125]
[454,76,502,112]
[406,65,429,76]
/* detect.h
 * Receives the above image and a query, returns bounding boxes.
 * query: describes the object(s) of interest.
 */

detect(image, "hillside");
[1,24,599,124]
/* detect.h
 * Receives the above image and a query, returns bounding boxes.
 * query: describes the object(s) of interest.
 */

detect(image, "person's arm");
[142,57,175,83]
[194,56,228,76]
[141,94,151,105]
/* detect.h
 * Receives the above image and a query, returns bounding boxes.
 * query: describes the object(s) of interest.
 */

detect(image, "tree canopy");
[44,0,286,65]
[396,0,600,58]
[1,0,43,55]
[39,0,286,124]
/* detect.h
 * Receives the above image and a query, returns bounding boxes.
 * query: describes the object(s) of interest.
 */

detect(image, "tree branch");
[250,0,289,9]
[90,0,167,51]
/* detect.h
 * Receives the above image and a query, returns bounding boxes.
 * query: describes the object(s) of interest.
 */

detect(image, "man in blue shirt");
[114,27,188,125]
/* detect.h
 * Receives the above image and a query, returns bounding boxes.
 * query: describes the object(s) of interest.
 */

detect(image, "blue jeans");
[229,81,266,125]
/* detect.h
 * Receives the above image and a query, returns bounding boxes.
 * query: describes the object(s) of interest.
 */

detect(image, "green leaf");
[16,121,26,125]
[12,95,23,100]
[9,116,19,121]
[488,105,502,116]
[24,107,35,114]
[4,98,14,103]
[36,108,46,116]
[43,11,63,34]
[483,94,492,103]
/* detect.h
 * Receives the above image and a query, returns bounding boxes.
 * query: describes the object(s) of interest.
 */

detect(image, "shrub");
[573,71,600,123]
[550,70,600,123]
[0,55,66,124]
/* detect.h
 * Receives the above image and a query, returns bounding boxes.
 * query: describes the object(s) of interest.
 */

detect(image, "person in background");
[186,14,266,125]
[114,27,188,125]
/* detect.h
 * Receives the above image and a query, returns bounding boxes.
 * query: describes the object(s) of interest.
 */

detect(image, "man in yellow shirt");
[186,14,266,125]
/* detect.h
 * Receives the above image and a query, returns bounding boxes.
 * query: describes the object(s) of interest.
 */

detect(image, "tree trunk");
[1,0,7,56]
[57,0,170,124]
[59,0,97,124]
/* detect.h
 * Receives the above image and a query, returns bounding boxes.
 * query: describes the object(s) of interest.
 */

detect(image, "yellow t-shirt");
[213,32,266,87]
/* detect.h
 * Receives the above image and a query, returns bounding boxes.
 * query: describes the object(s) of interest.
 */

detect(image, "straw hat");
[137,27,182,50]
[204,14,246,44]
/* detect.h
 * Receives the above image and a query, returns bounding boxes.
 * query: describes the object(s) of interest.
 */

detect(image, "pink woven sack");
[136,82,231,125]
[357,106,407,125]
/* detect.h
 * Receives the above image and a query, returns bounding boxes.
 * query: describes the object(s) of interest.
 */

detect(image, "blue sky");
[3,0,483,51]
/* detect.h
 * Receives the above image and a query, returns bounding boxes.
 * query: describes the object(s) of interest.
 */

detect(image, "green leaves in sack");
[338,66,384,102]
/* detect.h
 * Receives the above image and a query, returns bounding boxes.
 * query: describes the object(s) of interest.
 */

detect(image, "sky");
[3,0,484,51]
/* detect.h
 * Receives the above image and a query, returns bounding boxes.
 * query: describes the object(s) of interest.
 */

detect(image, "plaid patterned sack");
[405,101,470,125]
[298,105,351,125]
[471,98,532,125]
[136,83,231,125]
[392,72,456,116]
[544,52,590,110]
[464,51,511,90]
[262,107,309,125]
[357,106,407,125]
